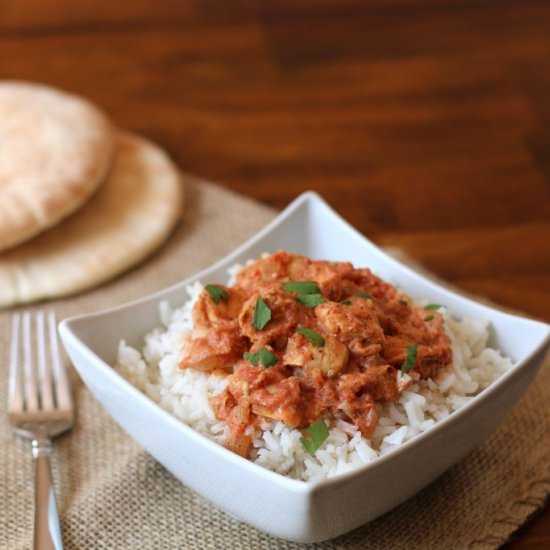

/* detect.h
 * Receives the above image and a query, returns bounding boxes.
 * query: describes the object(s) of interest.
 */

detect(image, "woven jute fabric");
[1,180,549,550]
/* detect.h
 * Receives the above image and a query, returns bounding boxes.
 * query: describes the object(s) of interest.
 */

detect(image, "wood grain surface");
[1,1,548,547]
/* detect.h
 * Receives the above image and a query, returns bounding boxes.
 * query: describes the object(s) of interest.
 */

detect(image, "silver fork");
[8,311,73,550]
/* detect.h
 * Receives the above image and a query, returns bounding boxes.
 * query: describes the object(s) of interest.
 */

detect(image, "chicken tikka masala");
[179,251,452,458]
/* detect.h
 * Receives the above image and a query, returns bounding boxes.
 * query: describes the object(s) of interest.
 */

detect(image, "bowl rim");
[59,190,550,493]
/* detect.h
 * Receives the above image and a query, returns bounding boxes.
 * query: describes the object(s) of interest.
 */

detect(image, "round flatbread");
[0,133,183,307]
[0,81,114,252]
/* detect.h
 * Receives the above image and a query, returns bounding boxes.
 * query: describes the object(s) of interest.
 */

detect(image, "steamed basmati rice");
[115,276,513,482]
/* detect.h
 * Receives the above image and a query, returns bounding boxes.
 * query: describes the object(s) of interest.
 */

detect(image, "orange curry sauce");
[179,251,452,457]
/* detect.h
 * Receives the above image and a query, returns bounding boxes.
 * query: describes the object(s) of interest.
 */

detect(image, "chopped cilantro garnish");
[243,348,277,367]
[282,281,320,295]
[297,293,326,308]
[204,284,228,304]
[424,315,434,322]
[258,348,277,366]
[297,326,325,347]
[340,299,352,305]
[399,299,408,306]
[282,280,326,308]
[400,345,417,375]
[253,297,272,330]
[353,291,372,299]
[300,420,329,456]
[424,304,442,310]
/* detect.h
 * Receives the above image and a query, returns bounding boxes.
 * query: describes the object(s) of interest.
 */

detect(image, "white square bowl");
[59,192,550,543]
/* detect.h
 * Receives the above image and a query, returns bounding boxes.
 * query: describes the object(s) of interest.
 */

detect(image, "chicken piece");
[301,373,339,413]
[228,361,287,395]
[211,390,253,457]
[373,292,419,335]
[213,363,312,444]
[250,377,305,427]
[238,286,309,348]
[283,332,349,377]
[213,362,288,425]
[381,310,452,378]
[415,336,453,378]
[348,268,400,301]
[338,364,399,403]
[317,266,398,303]
[181,286,248,372]
[393,306,444,343]
[179,326,247,372]
[193,286,246,332]
[381,335,412,366]
[226,433,253,458]
[210,387,237,420]
[302,259,354,295]
[338,394,379,438]
[235,251,311,291]
[314,298,384,358]
[212,391,252,436]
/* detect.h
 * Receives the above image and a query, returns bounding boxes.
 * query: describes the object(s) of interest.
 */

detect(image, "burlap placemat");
[1,179,549,550]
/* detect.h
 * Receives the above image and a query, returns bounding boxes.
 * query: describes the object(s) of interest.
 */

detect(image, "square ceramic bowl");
[59,192,550,543]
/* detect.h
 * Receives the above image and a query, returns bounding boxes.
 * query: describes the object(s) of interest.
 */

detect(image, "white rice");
[115,275,513,482]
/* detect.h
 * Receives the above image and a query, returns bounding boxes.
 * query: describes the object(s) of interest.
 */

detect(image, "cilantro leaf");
[300,420,329,456]
[400,345,417,375]
[424,315,434,322]
[243,348,277,367]
[297,326,325,347]
[297,293,326,308]
[424,304,442,310]
[253,297,271,330]
[353,291,372,299]
[204,284,228,304]
[340,299,352,305]
[257,348,278,366]
[282,281,320,295]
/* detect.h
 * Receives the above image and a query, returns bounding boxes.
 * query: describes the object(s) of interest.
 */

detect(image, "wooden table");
[1,1,549,547]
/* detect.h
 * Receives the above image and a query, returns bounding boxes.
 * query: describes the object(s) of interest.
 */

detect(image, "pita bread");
[0,133,183,308]
[0,81,114,251]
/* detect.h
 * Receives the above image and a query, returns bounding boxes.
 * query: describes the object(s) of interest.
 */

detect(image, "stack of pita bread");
[0,81,184,308]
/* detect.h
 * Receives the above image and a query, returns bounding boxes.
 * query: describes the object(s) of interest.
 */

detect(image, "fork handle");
[32,438,63,550]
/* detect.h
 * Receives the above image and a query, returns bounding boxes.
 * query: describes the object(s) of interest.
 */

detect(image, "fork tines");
[8,311,72,415]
